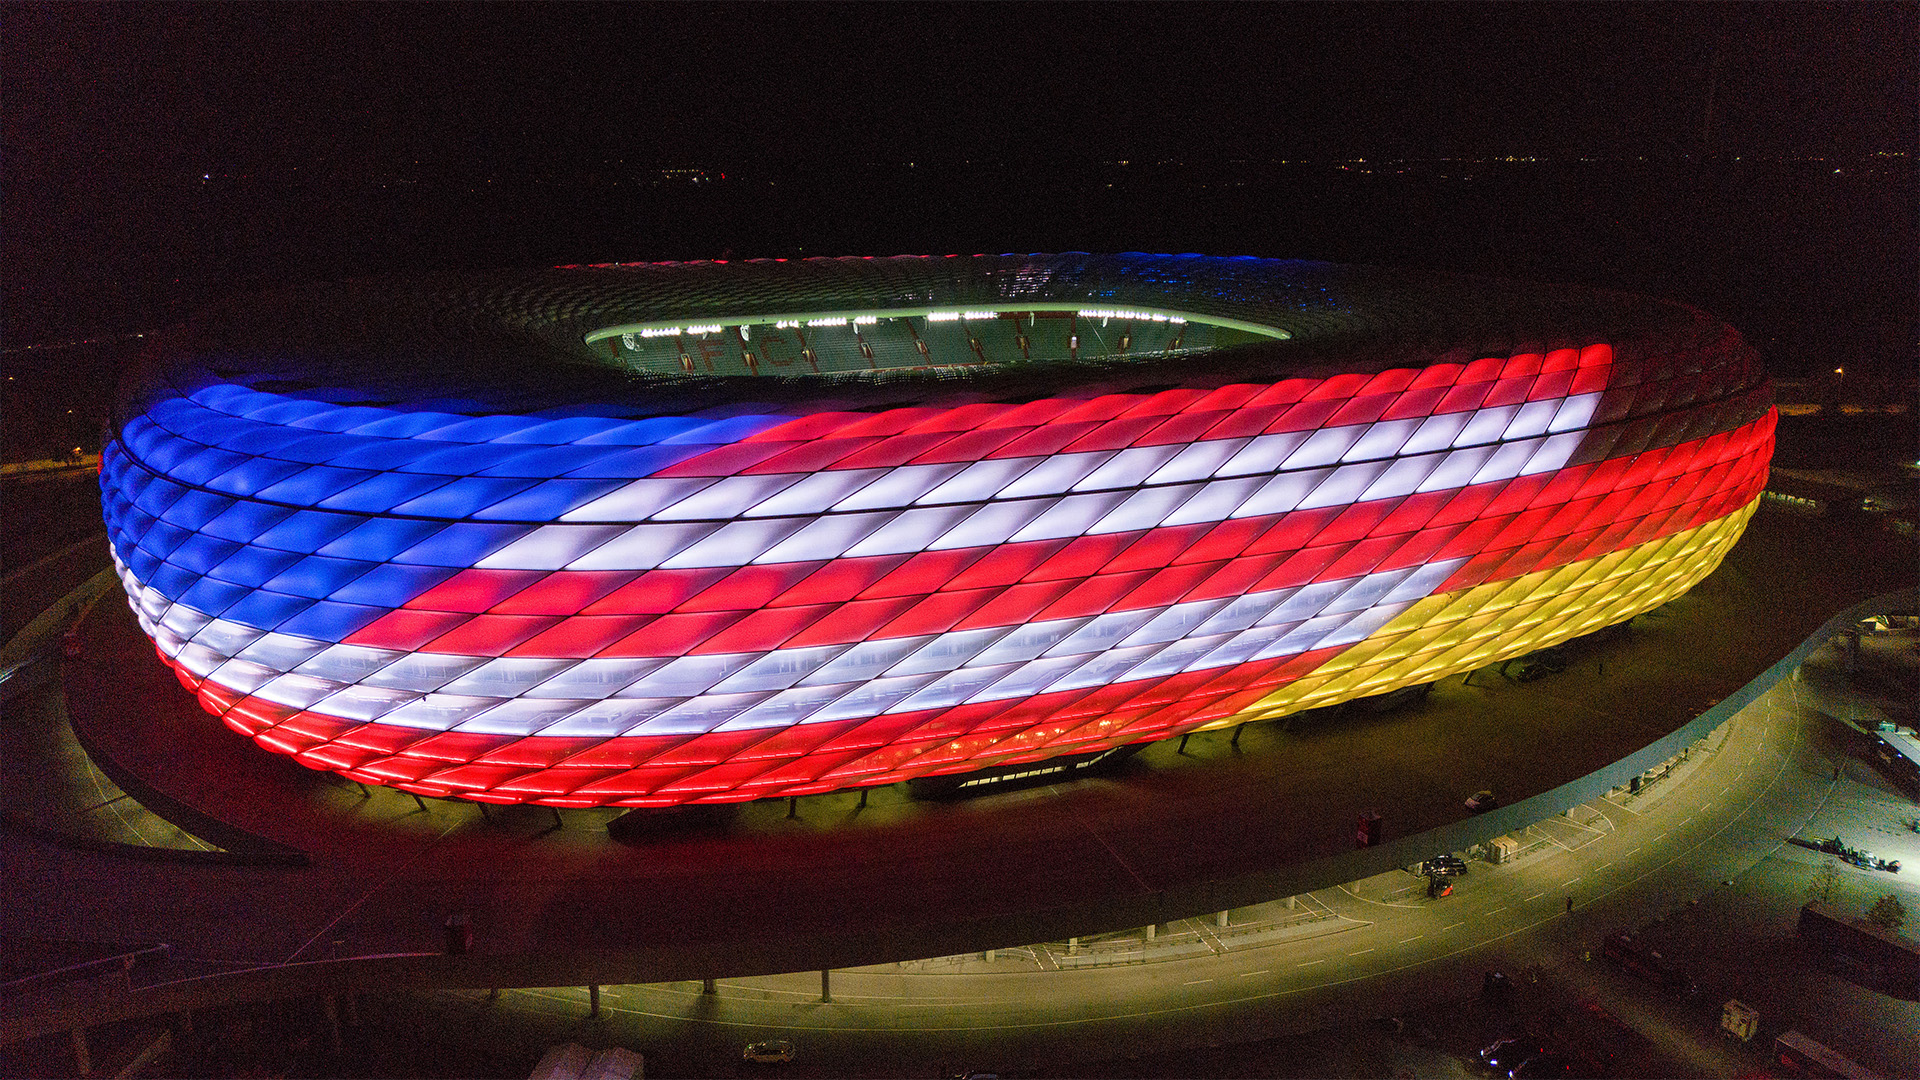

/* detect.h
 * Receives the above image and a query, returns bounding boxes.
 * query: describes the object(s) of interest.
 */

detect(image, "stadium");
[100,253,1775,809]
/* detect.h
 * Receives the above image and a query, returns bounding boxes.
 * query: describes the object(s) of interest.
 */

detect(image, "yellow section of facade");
[1194,497,1760,730]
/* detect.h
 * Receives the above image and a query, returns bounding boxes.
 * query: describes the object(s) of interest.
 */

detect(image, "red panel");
[1245,378,1315,407]
[1172,517,1272,564]
[1267,398,1345,432]
[741,437,879,474]
[988,421,1103,458]
[946,540,1067,590]
[867,547,994,598]
[1025,532,1142,582]
[1116,560,1222,609]
[954,579,1079,630]
[679,562,826,612]
[1186,384,1265,412]
[1062,416,1164,453]
[474,737,606,768]
[907,426,1027,463]
[345,609,475,650]
[781,595,921,647]
[404,730,519,764]
[1435,381,1493,414]
[1187,554,1285,602]
[1051,394,1141,425]
[1106,523,1211,572]
[1381,386,1449,421]
[406,568,547,613]
[1408,363,1465,389]
[1317,535,1406,581]
[652,441,794,477]
[598,609,746,656]
[491,571,639,615]
[1481,376,1535,408]
[831,406,945,438]
[423,614,563,657]
[831,432,961,469]
[903,402,1015,434]
[690,604,831,654]
[1528,367,1577,401]
[583,566,732,615]
[1135,410,1229,446]
[1203,404,1287,439]
[775,554,909,606]
[1326,393,1398,427]
[739,411,866,442]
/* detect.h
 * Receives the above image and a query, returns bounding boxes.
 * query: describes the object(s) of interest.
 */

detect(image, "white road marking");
[1442,922,1464,931]
[1486,906,1507,915]
[1399,934,1424,943]
[1183,978,1214,986]
[1237,969,1269,978]
[1595,862,1614,871]
[1525,893,1546,902]
[1297,958,1326,967]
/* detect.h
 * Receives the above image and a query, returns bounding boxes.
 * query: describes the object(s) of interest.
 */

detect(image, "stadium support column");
[819,969,832,1003]
[589,983,600,1018]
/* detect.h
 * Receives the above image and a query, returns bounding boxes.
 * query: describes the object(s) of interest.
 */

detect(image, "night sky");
[3,2,1914,355]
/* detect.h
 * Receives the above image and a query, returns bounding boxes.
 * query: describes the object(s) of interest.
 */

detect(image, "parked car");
[742,1040,795,1064]
[1465,790,1498,812]
[1423,854,1469,877]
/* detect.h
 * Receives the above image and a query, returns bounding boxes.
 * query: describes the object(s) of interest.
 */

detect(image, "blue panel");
[327,439,437,471]
[661,414,786,444]
[559,444,705,479]
[269,432,372,465]
[576,416,707,445]
[275,599,386,640]
[417,415,541,443]
[347,411,469,438]
[122,546,164,583]
[220,589,315,631]
[201,456,308,497]
[205,546,305,588]
[222,426,313,456]
[389,477,537,518]
[146,562,201,602]
[287,405,392,432]
[315,517,445,561]
[318,472,454,513]
[493,417,632,444]
[399,443,534,475]
[469,479,628,521]
[249,399,338,426]
[187,383,258,411]
[136,521,195,560]
[167,534,244,575]
[166,447,252,486]
[177,575,252,616]
[252,510,365,554]
[391,522,528,567]
[256,466,381,506]
[200,500,297,543]
[142,435,212,474]
[158,490,236,529]
[477,444,630,479]
[330,562,457,607]
[262,555,377,599]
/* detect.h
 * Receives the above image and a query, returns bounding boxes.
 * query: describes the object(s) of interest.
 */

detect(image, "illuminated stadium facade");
[101,254,1774,807]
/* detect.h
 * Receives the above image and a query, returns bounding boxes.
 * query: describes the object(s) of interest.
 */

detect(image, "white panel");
[173,642,226,678]
[378,693,500,731]
[627,691,773,735]
[1256,611,1358,658]
[1322,567,1414,615]
[1008,490,1132,543]
[831,463,967,511]
[1189,624,1286,670]
[651,474,804,521]
[1343,417,1424,462]
[452,697,591,734]
[561,477,717,522]
[890,662,1022,712]
[659,518,809,568]
[1280,424,1368,469]
[1046,642,1164,693]
[252,672,348,709]
[752,512,889,564]
[710,644,851,693]
[1088,484,1199,535]
[207,657,280,693]
[1359,453,1447,503]
[1215,431,1312,477]
[359,652,490,692]
[294,644,406,683]
[1118,598,1231,648]
[158,605,214,639]
[1470,440,1541,486]
[189,619,265,656]
[527,657,667,698]
[742,469,889,517]
[309,683,417,722]
[1160,475,1265,525]
[1144,437,1250,485]
[843,504,980,557]
[1072,445,1185,492]
[813,672,941,721]
[1503,398,1562,441]
[1256,579,1351,625]
[1126,631,1238,680]
[1044,606,1161,657]
[539,698,675,736]
[621,653,756,697]
[1521,431,1588,476]
[924,499,1049,551]
[1381,557,1468,603]
[973,618,1087,667]
[714,683,850,730]
[916,457,1041,505]
[1547,392,1602,434]
[1297,461,1391,509]
[1315,599,1413,648]
[887,627,1011,677]
[1453,405,1520,447]
[1414,446,1496,493]
[1192,590,1291,636]
[438,658,582,697]
[997,452,1114,499]
[476,525,629,570]
[1400,411,1474,455]
[970,654,1088,702]
[1231,469,1328,518]
[800,636,932,686]
[565,522,719,570]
